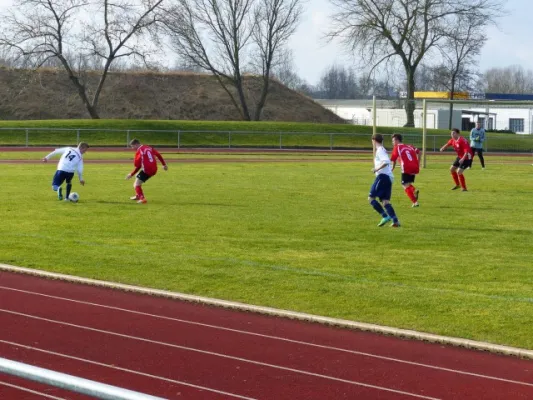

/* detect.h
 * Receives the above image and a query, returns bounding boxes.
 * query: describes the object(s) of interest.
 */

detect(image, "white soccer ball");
[69,192,79,202]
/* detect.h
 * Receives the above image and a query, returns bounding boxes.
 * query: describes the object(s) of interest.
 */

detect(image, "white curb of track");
[2,263,532,360]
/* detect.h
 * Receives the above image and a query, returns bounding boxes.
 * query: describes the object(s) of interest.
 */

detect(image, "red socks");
[458,174,466,190]
[135,186,144,199]
[405,186,417,203]
[451,171,460,186]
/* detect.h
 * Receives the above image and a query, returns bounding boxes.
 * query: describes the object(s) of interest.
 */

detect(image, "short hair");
[78,142,89,149]
[391,133,403,142]
[452,128,460,134]
[372,133,384,143]
[129,138,141,146]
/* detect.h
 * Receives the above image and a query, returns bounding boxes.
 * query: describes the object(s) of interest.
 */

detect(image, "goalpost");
[420,98,533,168]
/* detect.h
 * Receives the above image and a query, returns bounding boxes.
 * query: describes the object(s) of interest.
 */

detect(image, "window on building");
[509,118,524,133]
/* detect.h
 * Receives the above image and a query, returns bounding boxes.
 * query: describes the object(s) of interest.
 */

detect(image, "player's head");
[451,128,460,139]
[476,121,482,128]
[372,134,384,144]
[78,142,90,154]
[391,133,403,144]
[129,138,141,150]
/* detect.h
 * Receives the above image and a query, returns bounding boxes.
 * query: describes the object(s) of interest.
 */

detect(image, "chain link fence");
[0,127,532,153]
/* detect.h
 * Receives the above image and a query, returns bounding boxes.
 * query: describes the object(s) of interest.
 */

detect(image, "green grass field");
[1,152,533,349]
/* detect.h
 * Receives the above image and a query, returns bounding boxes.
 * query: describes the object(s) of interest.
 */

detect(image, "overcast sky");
[0,0,530,86]
[289,0,532,85]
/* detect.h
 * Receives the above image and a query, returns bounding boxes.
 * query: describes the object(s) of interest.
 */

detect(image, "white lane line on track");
[0,340,255,400]
[0,310,440,400]
[0,380,66,399]
[1,285,532,389]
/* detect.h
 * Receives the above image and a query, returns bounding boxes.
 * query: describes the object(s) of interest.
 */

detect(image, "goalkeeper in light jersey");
[42,142,90,201]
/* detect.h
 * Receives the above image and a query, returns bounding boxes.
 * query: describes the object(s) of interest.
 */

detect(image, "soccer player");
[390,133,421,207]
[42,142,89,201]
[470,121,486,169]
[368,134,400,227]
[440,128,473,191]
[126,138,168,204]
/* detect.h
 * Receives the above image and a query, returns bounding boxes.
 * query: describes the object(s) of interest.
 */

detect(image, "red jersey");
[391,143,420,175]
[446,136,473,158]
[131,145,166,176]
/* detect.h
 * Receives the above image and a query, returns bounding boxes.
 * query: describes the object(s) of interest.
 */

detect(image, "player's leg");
[382,199,400,227]
[369,176,390,226]
[134,171,151,204]
[478,148,485,169]
[401,174,418,206]
[450,161,460,189]
[457,160,470,191]
[52,171,66,200]
[65,173,74,200]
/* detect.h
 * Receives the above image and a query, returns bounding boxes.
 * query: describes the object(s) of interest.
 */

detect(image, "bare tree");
[435,16,486,128]
[0,0,164,119]
[327,0,503,127]
[271,49,307,91]
[483,65,533,94]
[162,0,302,120]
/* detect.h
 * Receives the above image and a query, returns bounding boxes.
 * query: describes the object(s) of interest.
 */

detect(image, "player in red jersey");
[125,138,168,204]
[390,134,421,207]
[439,128,473,191]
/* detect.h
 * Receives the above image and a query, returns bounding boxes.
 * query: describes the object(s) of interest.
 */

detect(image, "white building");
[315,99,533,134]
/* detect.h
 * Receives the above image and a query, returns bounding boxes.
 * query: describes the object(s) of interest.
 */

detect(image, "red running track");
[1,271,533,400]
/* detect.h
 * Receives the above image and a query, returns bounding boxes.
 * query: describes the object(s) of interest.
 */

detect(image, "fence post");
[76,130,80,144]
[228,132,231,148]
[330,133,333,150]
[177,131,180,149]
[279,132,282,149]
[126,130,130,147]
[25,129,29,147]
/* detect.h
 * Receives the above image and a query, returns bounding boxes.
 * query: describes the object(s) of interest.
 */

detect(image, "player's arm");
[42,147,65,162]
[77,162,85,185]
[440,140,452,152]
[390,147,398,171]
[126,152,142,179]
[153,149,168,171]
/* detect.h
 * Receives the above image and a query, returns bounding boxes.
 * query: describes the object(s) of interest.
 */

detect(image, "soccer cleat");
[390,222,401,228]
[57,187,63,201]
[412,202,419,208]
[130,195,139,200]
[137,198,147,204]
[377,216,392,227]
[414,189,419,201]
[462,188,468,192]
[451,185,460,190]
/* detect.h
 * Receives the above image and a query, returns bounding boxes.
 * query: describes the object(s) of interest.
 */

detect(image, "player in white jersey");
[42,142,90,201]
[368,134,400,227]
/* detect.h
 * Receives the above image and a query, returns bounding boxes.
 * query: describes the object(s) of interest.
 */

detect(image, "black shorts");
[452,157,472,170]
[472,148,483,155]
[401,173,416,184]
[136,171,153,182]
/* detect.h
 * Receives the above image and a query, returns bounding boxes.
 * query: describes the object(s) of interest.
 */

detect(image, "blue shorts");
[52,170,74,187]
[369,174,392,201]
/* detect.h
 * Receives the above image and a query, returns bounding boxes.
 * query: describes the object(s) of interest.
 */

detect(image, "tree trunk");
[254,72,271,121]
[404,71,415,127]
[235,76,251,121]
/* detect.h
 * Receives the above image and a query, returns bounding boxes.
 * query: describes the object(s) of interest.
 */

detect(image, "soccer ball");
[69,192,79,202]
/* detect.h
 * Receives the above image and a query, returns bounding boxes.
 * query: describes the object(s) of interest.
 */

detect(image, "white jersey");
[374,146,394,179]
[45,147,84,179]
